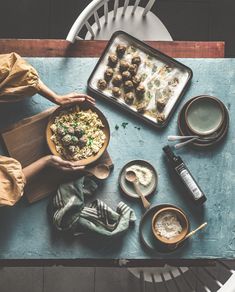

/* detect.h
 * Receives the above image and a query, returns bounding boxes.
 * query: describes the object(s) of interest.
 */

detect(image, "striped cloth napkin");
[49,176,136,237]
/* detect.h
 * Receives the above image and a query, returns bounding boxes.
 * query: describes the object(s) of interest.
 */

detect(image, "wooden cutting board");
[1,107,113,203]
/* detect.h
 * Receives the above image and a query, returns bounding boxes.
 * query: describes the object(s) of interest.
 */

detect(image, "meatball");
[108,54,118,67]
[97,79,107,90]
[57,126,67,136]
[128,64,138,75]
[124,80,134,92]
[136,102,147,113]
[116,44,127,58]
[132,56,141,66]
[168,77,179,87]
[62,134,73,146]
[156,112,166,123]
[124,92,135,105]
[132,75,141,87]
[112,87,122,98]
[67,126,75,135]
[104,67,114,81]
[121,70,131,81]
[119,60,130,72]
[156,98,167,112]
[68,145,76,154]
[71,136,79,145]
[74,126,84,138]
[112,74,122,87]
[136,84,146,99]
[78,137,87,148]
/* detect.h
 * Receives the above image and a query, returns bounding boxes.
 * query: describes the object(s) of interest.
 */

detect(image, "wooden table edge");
[0,258,224,267]
[0,39,225,58]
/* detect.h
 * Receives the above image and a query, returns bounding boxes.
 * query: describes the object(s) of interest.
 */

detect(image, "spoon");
[174,222,207,248]
[174,137,198,149]
[125,170,151,209]
[85,164,110,180]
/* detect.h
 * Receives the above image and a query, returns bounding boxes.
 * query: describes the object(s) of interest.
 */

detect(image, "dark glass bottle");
[163,145,207,205]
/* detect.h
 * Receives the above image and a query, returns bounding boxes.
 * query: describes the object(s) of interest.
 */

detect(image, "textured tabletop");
[0,58,234,265]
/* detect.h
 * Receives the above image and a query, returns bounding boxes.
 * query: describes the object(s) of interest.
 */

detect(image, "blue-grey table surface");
[0,58,234,264]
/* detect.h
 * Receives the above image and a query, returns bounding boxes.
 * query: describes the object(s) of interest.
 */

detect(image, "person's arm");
[23,155,84,182]
[37,80,95,106]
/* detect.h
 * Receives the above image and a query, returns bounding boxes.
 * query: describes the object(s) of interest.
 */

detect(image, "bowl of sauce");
[152,207,189,246]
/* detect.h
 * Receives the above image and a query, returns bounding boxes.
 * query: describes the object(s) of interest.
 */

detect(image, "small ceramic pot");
[185,95,225,136]
[152,207,189,247]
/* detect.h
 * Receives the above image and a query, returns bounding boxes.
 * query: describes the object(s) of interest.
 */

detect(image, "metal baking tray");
[87,31,193,128]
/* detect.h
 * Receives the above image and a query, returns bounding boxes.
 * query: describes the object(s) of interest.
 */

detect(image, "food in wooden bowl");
[46,103,110,166]
[152,207,189,246]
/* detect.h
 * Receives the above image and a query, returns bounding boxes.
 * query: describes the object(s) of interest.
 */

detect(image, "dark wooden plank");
[43,267,95,292]
[0,267,43,292]
[210,0,235,57]
[0,39,225,58]
[156,0,210,41]
[0,0,50,39]
[50,0,91,39]
[95,268,141,292]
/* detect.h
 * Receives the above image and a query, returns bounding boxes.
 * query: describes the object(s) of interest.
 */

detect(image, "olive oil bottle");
[163,145,207,205]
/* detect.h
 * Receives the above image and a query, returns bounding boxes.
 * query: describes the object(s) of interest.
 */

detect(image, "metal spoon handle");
[168,135,198,141]
[184,222,208,240]
[174,137,198,149]
[133,181,150,209]
[174,222,207,248]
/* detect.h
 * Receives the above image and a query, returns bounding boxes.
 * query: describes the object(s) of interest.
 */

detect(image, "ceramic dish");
[46,103,110,166]
[178,96,229,147]
[152,207,189,246]
[139,204,188,253]
[88,31,193,128]
[185,96,225,136]
[119,160,158,198]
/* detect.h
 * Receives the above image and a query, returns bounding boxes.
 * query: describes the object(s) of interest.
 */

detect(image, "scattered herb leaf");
[121,122,128,129]
[134,126,141,130]
[115,124,119,130]
[88,137,93,146]
[147,91,152,99]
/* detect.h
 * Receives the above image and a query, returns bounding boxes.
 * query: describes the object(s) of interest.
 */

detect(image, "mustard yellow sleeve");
[0,52,40,101]
[0,155,26,207]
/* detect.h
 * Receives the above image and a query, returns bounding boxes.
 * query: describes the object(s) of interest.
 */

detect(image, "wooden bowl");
[46,103,110,166]
[152,207,189,246]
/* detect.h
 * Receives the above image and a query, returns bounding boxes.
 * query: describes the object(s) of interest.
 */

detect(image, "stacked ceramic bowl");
[178,95,229,147]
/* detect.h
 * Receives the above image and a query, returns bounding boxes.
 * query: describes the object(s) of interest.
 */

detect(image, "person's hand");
[54,93,95,106]
[46,155,85,172]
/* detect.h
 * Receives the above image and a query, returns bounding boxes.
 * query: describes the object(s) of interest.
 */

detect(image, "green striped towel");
[49,176,136,237]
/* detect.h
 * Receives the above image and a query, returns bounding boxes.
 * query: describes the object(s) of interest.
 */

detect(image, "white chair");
[128,260,235,292]
[66,0,172,43]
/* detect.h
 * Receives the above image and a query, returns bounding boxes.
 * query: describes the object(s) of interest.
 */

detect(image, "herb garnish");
[121,122,128,129]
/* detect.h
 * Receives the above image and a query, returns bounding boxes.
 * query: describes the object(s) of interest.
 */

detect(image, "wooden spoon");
[125,170,151,209]
[85,164,110,180]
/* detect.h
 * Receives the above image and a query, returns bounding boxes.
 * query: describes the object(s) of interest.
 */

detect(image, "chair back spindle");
[104,1,109,24]
[143,0,156,17]
[113,0,119,18]
[132,0,140,14]
[94,11,101,30]
[85,21,95,38]
[122,0,130,16]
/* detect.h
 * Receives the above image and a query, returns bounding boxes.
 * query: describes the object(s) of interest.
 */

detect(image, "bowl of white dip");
[152,207,189,246]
